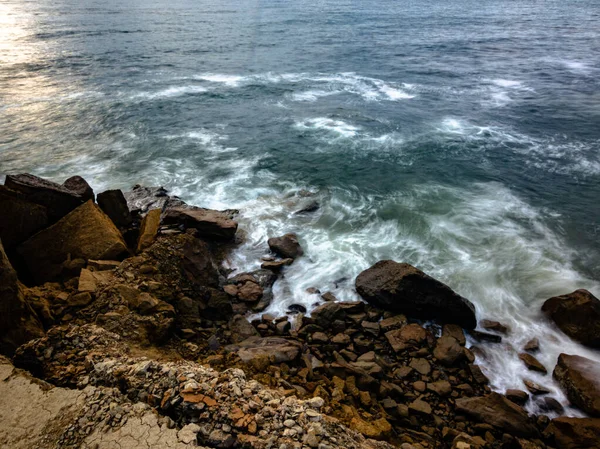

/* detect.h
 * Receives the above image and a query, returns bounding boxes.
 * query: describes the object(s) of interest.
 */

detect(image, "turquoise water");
[1,0,600,412]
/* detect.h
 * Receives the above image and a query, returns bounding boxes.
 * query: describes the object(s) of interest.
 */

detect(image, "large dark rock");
[355,260,477,329]
[553,353,600,416]
[542,289,600,348]
[455,392,538,437]
[0,186,48,251]
[97,189,132,229]
[267,233,303,259]
[0,240,44,356]
[18,200,129,283]
[62,176,94,202]
[544,417,600,449]
[123,185,187,215]
[4,173,85,222]
[162,207,238,240]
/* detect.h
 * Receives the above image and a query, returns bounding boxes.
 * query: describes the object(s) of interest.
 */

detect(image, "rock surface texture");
[553,353,600,417]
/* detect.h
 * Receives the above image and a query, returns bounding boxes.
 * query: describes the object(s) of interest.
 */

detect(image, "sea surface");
[1,0,600,414]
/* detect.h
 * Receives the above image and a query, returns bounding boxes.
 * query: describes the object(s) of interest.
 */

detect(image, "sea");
[1,0,600,415]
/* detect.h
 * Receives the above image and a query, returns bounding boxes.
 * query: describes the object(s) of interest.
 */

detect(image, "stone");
[267,233,303,259]
[544,417,600,449]
[523,379,550,395]
[237,281,263,302]
[469,364,489,385]
[523,338,540,353]
[162,207,238,240]
[385,323,427,352]
[287,304,307,314]
[0,241,44,355]
[18,201,128,283]
[355,260,477,329]
[480,319,509,334]
[542,289,600,348]
[427,380,452,396]
[96,189,133,229]
[361,321,380,337]
[224,337,302,364]
[379,314,407,332]
[0,186,48,251]
[136,209,161,253]
[78,268,97,293]
[321,292,337,302]
[553,353,600,416]
[518,353,547,374]
[312,332,329,343]
[442,324,466,346]
[350,417,391,440]
[62,176,94,202]
[409,358,431,375]
[123,185,186,214]
[455,393,538,437]
[434,336,464,366]
[5,173,84,222]
[538,396,564,414]
[228,315,259,344]
[409,398,432,416]
[468,330,502,343]
[311,302,345,328]
[505,389,529,406]
[260,258,294,270]
[67,292,93,307]
[87,259,121,271]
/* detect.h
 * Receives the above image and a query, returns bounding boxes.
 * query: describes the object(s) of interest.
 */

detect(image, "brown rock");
[379,314,407,332]
[62,176,94,202]
[469,364,489,385]
[523,379,550,395]
[77,268,97,293]
[434,336,464,366]
[542,289,600,348]
[5,173,84,222]
[224,336,302,364]
[350,417,391,440]
[136,209,161,253]
[519,353,547,374]
[0,186,48,251]
[443,324,466,346]
[355,260,476,328]
[237,281,263,302]
[409,398,432,416]
[385,323,427,352]
[409,358,431,375]
[455,392,538,437]
[321,292,337,302]
[505,389,529,406]
[0,241,44,355]
[18,201,129,283]
[162,207,238,240]
[544,417,600,449]
[311,302,345,328]
[260,258,293,270]
[267,233,303,259]
[228,315,259,344]
[481,319,510,334]
[523,338,540,353]
[428,380,452,396]
[553,353,600,416]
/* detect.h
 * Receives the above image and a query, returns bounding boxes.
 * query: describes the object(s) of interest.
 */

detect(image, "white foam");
[295,117,360,138]
[491,79,522,88]
[192,73,245,86]
[133,85,208,100]
[289,89,339,102]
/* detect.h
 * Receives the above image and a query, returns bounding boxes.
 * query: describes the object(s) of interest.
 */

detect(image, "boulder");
[355,261,476,329]
[544,417,600,449]
[228,315,260,344]
[123,185,187,215]
[311,302,345,328]
[0,186,48,251]
[455,392,538,437]
[97,189,132,229]
[4,173,84,222]
[434,336,464,366]
[162,207,237,240]
[136,209,161,253]
[553,353,600,416]
[505,389,529,406]
[62,176,94,202]
[224,337,302,364]
[267,233,303,259]
[480,319,509,334]
[542,289,600,348]
[0,241,44,355]
[18,201,129,283]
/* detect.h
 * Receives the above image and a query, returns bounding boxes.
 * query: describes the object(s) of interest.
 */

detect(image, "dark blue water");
[1,0,600,409]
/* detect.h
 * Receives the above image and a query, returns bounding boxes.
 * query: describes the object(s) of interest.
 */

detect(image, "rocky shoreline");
[1,173,599,449]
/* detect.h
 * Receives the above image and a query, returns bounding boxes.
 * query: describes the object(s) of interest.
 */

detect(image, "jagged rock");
[553,353,600,416]
[409,398,432,416]
[311,302,345,328]
[237,281,263,302]
[544,417,600,449]
[524,338,540,353]
[97,189,132,229]
[267,233,303,259]
[62,176,94,202]
[427,380,452,396]
[229,315,260,344]
[505,389,529,406]
[537,396,564,414]
[224,337,302,364]
[385,323,428,352]
[523,379,550,395]
[355,261,476,329]
[136,209,161,253]
[123,185,187,214]
[18,200,129,283]
[5,173,86,222]
[260,258,293,271]
[442,324,466,346]
[469,364,489,385]
[455,392,538,437]
[480,319,510,334]
[350,417,392,440]
[0,241,44,355]
[162,207,238,240]
[542,289,600,348]
[0,186,48,251]
[519,353,547,374]
[434,336,464,366]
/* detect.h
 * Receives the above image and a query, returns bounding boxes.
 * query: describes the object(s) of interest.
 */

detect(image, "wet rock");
[136,209,161,253]
[18,201,129,283]
[0,186,48,251]
[455,392,538,437]
[519,353,548,374]
[542,289,600,348]
[224,336,302,364]
[524,338,540,353]
[0,241,44,356]
[5,173,85,222]
[311,302,345,328]
[553,353,600,416]
[505,389,529,406]
[321,292,338,302]
[468,330,502,343]
[544,417,600,449]
[295,199,320,214]
[468,364,489,385]
[434,336,464,366]
[288,304,307,314]
[162,207,238,240]
[260,258,293,271]
[62,176,94,202]
[480,319,510,334]
[537,396,564,414]
[523,379,551,395]
[237,281,263,302]
[442,324,466,346]
[267,233,303,259]
[123,185,187,214]
[355,260,476,329]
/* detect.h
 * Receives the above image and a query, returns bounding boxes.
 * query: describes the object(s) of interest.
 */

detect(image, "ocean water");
[1,0,600,414]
